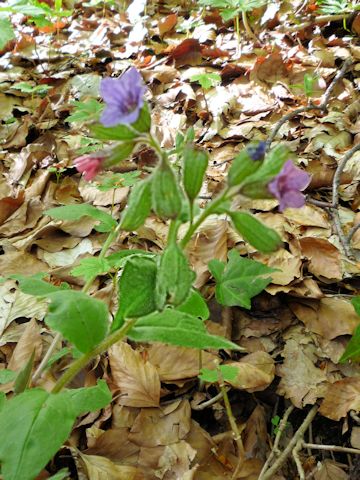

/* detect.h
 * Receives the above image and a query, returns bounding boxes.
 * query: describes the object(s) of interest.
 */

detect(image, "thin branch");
[302,442,360,455]
[320,57,353,110]
[279,13,352,32]
[293,440,305,480]
[192,389,227,410]
[258,405,318,480]
[306,197,334,209]
[241,10,258,42]
[346,223,360,246]
[258,405,295,478]
[32,332,62,383]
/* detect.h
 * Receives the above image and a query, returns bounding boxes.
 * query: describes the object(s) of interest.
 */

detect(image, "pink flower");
[73,155,104,181]
[268,160,311,211]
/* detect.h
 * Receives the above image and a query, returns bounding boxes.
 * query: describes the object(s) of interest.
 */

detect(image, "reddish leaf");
[159,14,178,37]
[168,39,202,67]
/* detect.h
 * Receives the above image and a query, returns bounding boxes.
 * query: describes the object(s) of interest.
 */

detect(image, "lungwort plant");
[0,67,311,480]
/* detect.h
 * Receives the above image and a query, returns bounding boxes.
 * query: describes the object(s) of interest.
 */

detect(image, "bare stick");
[258,405,318,480]
[258,405,295,478]
[32,332,62,383]
[279,13,352,32]
[346,223,360,245]
[303,442,360,455]
[320,57,353,110]
[306,197,334,209]
[293,439,305,480]
[192,389,228,411]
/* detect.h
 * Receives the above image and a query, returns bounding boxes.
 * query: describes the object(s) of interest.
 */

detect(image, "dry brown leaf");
[277,339,327,408]
[147,343,219,381]
[319,377,360,420]
[0,190,25,225]
[159,13,178,36]
[243,405,267,461]
[0,250,49,276]
[109,342,160,407]
[129,400,191,447]
[314,459,349,480]
[290,297,359,340]
[7,318,42,372]
[76,452,143,480]
[85,427,140,462]
[299,237,342,279]
[254,248,301,285]
[226,352,275,392]
[283,205,330,228]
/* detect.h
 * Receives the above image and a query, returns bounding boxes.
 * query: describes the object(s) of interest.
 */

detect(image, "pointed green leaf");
[14,351,35,394]
[45,291,109,353]
[176,289,209,320]
[229,212,283,253]
[120,178,152,231]
[104,141,136,167]
[128,310,241,350]
[89,123,138,141]
[0,369,16,384]
[199,365,238,383]
[228,149,262,187]
[45,204,116,233]
[71,257,111,282]
[12,274,63,296]
[209,249,274,309]
[0,18,15,50]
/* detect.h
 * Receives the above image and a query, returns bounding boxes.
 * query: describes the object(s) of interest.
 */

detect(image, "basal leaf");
[45,204,116,233]
[128,309,241,350]
[209,249,274,309]
[12,274,63,296]
[45,291,109,353]
[176,289,209,320]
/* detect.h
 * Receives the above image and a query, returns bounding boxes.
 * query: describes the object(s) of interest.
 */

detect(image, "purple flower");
[100,67,145,127]
[74,154,105,181]
[247,141,267,161]
[268,160,311,211]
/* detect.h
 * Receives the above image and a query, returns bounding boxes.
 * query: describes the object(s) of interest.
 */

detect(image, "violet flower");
[100,67,145,127]
[73,154,105,181]
[268,160,311,211]
[247,141,267,161]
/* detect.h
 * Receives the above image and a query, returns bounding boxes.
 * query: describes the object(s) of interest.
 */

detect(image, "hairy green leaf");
[45,204,116,233]
[182,146,208,202]
[120,178,152,231]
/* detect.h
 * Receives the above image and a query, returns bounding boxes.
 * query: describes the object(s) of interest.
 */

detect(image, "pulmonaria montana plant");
[0,66,314,480]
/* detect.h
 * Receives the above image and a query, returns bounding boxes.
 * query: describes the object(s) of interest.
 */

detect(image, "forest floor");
[2,0,360,479]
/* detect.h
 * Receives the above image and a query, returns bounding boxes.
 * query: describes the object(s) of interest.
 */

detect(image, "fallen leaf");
[319,377,360,420]
[299,237,342,279]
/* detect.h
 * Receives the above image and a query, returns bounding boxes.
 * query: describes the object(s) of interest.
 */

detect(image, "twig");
[293,439,305,480]
[192,389,227,410]
[279,13,352,32]
[306,197,333,209]
[258,405,318,480]
[267,57,352,149]
[241,10,258,42]
[302,442,360,455]
[32,332,62,383]
[346,223,360,246]
[258,405,295,478]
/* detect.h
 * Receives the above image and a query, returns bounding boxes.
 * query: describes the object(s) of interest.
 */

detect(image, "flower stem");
[51,318,137,393]
[179,189,230,249]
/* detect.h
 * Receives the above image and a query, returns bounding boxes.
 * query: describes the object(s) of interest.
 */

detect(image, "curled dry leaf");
[7,318,42,372]
[147,343,219,381]
[319,377,360,421]
[109,342,160,408]
[225,352,275,392]
[290,297,360,340]
[75,451,143,480]
[299,237,342,280]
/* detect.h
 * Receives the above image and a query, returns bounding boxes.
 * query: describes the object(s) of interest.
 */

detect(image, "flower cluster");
[268,160,310,211]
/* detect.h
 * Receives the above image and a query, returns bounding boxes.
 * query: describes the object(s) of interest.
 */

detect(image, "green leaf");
[190,73,221,90]
[120,178,152,231]
[228,148,262,187]
[182,146,208,202]
[151,160,183,220]
[209,249,274,309]
[229,212,282,253]
[0,381,111,480]
[132,102,151,133]
[199,365,239,383]
[103,141,136,167]
[14,351,35,394]
[303,73,316,97]
[71,257,111,282]
[352,296,360,316]
[0,369,17,384]
[89,123,138,141]
[128,309,241,350]
[67,380,112,416]
[48,469,70,480]
[12,274,62,296]
[339,324,360,363]
[112,256,157,331]
[176,289,209,320]
[0,18,15,50]
[106,249,154,269]
[156,244,195,309]
[97,171,141,191]
[241,144,289,188]
[45,204,116,233]
[45,291,109,353]
[67,99,103,123]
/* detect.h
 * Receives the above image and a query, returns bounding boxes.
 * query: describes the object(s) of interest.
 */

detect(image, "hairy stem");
[52,318,137,393]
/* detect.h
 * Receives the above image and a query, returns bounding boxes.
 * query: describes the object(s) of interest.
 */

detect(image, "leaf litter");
[1,0,360,478]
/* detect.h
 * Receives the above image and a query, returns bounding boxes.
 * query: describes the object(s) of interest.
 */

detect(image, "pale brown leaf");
[319,377,360,420]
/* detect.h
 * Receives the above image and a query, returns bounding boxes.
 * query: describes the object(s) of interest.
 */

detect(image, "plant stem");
[52,318,137,393]
[32,222,123,383]
[179,189,230,249]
